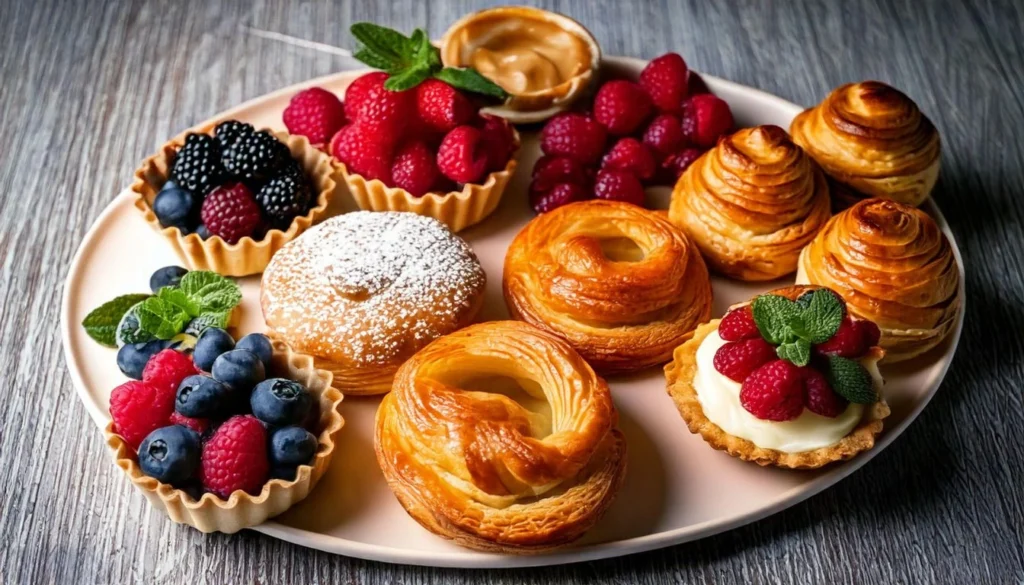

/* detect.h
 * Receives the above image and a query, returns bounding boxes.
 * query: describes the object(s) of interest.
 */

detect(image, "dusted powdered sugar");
[262,211,486,366]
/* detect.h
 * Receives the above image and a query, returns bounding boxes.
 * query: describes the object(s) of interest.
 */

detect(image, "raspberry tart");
[665,285,890,469]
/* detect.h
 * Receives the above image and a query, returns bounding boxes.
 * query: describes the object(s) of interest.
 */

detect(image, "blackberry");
[222,130,288,183]
[214,120,254,151]
[170,133,226,197]
[256,173,311,225]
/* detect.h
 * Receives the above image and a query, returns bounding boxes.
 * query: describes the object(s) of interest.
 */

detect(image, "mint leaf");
[384,62,432,91]
[158,287,200,318]
[136,297,190,340]
[354,46,401,71]
[796,289,844,343]
[751,295,801,345]
[116,302,156,346]
[776,339,811,367]
[183,311,231,337]
[178,271,242,314]
[825,356,876,404]
[350,22,415,72]
[82,294,151,347]
[434,67,509,99]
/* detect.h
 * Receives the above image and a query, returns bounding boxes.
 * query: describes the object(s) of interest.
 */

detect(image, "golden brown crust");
[503,200,712,375]
[796,198,961,362]
[375,321,626,553]
[668,125,832,281]
[665,320,890,469]
[790,81,941,208]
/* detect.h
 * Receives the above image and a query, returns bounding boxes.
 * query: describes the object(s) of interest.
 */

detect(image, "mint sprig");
[751,289,846,367]
[824,356,877,404]
[81,294,152,347]
[350,22,509,99]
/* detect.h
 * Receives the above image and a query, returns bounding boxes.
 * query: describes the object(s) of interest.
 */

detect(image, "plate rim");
[60,56,967,569]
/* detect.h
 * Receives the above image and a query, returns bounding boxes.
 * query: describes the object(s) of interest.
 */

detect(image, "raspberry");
[222,130,289,183]
[200,183,262,244]
[530,183,589,214]
[437,125,488,184]
[688,72,710,96]
[718,306,760,341]
[531,155,591,193]
[142,349,199,399]
[639,52,690,113]
[390,141,439,197]
[170,133,226,197]
[109,381,174,450]
[593,169,645,206]
[330,121,394,182]
[213,120,255,152]
[415,79,475,134]
[802,367,848,418]
[170,411,210,435]
[343,71,414,134]
[856,319,882,348]
[659,148,704,184]
[198,415,269,498]
[283,87,347,145]
[642,114,686,157]
[478,114,516,171]
[593,80,653,136]
[713,338,777,383]
[680,94,734,148]
[815,317,869,358]
[256,173,311,226]
[601,138,656,181]
[540,112,607,164]
[739,360,805,421]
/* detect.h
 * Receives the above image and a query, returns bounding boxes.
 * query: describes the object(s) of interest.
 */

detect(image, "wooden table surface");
[3,0,1023,582]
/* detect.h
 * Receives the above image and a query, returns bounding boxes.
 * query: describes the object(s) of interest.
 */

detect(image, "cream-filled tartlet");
[665,285,890,469]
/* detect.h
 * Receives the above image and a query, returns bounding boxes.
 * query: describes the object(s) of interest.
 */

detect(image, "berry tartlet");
[105,337,344,533]
[665,285,890,469]
[131,120,340,276]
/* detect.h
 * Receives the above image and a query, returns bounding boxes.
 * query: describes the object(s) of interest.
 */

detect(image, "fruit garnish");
[530,183,588,215]
[594,169,645,206]
[718,306,760,342]
[349,22,508,99]
[198,415,270,498]
[170,134,226,197]
[739,359,804,422]
[540,112,607,165]
[437,125,488,184]
[601,137,657,181]
[81,293,152,347]
[593,80,653,136]
[713,337,777,383]
[642,114,685,157]
[251,379,313,427]
[390,140,439,197]
[282,87,346,144]
[639,52,690,114]
[802,366,848,418]
[138,425,202,485]
[680,93,734,148]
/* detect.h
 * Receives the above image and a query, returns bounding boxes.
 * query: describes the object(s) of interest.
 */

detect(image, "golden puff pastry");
[791,81,941,208]
[503,200,712,375]
[668,125,832,281]
[796,198,961,362]
[261,212,486,395]
[375,321,626,553]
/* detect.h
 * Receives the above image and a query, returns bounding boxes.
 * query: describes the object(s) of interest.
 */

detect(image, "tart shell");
[105,341,345,533]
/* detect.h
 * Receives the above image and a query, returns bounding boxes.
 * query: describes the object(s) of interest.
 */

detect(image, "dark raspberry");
[214,120,255,151]
[223,130,288,183]
[170,133,226,197]
[802,367,848,418]
[256,173,311,226]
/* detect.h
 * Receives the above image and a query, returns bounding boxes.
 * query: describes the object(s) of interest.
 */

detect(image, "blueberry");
[153,184,197,230]
[194,327,235,372]
[269,426,317,468]
[138,425,201,484]
[236,333,272,367]
[212,349,265,391]
[270,466,299,482]
[195,224,211,239]
[149,265,188,292]
[251,379,312,426]
[117,339,167,379]
[175,374,233,418]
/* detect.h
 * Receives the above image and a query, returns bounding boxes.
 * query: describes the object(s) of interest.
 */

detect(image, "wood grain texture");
[2,0,1023,582]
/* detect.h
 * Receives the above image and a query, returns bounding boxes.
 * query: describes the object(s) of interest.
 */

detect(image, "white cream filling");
[693,329,884,453]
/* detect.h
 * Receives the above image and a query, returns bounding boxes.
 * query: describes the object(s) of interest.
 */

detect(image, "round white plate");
[61,57,965,568]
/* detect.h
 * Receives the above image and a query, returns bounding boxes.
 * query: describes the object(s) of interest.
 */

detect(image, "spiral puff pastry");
[503,200,712,375]
[375,321,626,553]
[791,81,941,208]
[668,125,832,281]
[796,199,961,362]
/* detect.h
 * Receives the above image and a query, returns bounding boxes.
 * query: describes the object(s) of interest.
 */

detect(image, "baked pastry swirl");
[790,81,941,208]
[261,212,486,395]
[503,200,712,374]
[375,321,626,553]
[668,125,832,281]
[796,198,961,362]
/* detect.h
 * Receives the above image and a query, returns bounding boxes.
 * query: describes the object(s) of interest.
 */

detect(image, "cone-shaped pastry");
[668,125,831,281]
[796,198,961,362]
[791,81,941,208]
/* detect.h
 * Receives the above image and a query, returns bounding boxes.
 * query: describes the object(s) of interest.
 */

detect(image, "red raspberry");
[593,80,653,136]
[856,319,882,348]
[478,114,516,171]
[713,337,777,383]
[639,53,690,113]
[601,138,656,181]
[688,72,710,96]
[169,411,210,435]
[739,360,805,421]
[531,155,591,192]
[415,79,475,134]
[342,71,414,134]
[642,114,686,158]
[390,141,438,197]
[680,94,734,148]
[802,367,848,418]
[109,381,174,450]
[437,125,488,184]
[815,317,869,358]
[431,175,458,194]
[142,349,198,400]
[540,112,607,164]
[659,148,704,184]
[200,183,261,244]
[718,306,760,342]
[282,87,346,145]
[330,121,394,182]
[593,169,645,206]
[530,183,589,214]
[198,415,269,498]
